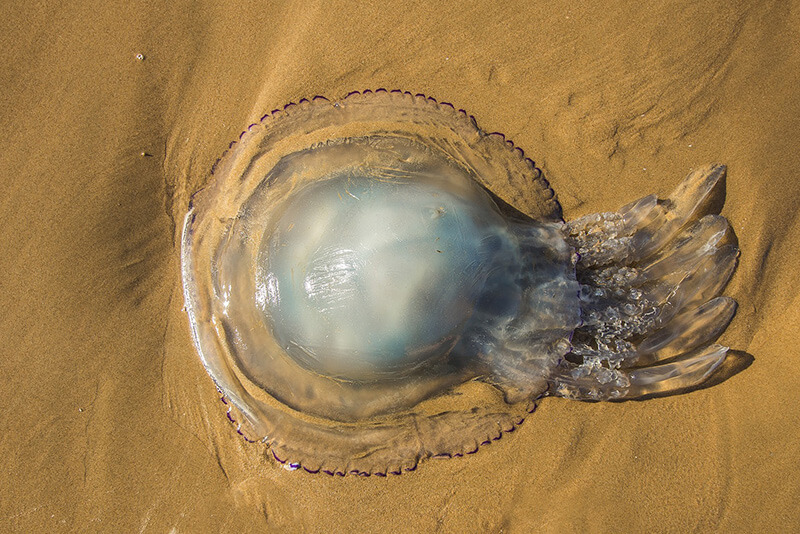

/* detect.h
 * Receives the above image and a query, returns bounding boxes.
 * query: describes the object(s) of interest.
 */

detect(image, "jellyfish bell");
[254,142,523,382]
[181,90,738,475]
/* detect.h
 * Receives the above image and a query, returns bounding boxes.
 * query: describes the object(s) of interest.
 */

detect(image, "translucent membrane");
[181,91,565,475]
[556,165,738,400]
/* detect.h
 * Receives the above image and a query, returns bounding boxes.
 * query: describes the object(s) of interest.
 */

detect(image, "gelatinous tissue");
[181,91,738,475]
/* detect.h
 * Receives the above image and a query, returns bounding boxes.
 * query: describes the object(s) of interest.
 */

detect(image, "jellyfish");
[181,90,738,475]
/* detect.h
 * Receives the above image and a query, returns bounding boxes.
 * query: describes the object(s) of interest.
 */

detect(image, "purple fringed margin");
[218,391,542,477]
[205,89,556,212]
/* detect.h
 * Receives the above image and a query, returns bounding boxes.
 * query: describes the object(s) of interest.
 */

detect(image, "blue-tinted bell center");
[255,171,512,379]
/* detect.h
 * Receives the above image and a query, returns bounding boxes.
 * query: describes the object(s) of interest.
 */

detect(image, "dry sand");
[2,1,799,531]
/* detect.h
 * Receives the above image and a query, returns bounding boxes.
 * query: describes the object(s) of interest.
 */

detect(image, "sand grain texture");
[2,1,799,532]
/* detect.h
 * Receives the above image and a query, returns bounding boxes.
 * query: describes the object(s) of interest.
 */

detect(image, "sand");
[2,1,799,531]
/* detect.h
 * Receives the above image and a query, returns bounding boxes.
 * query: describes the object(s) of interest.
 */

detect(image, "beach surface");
[2,1,799,531]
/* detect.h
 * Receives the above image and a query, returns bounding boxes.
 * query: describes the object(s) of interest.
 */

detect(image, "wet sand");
[2,1,799,531]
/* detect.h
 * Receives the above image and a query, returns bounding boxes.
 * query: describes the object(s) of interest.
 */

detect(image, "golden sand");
[2,1,799,531]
